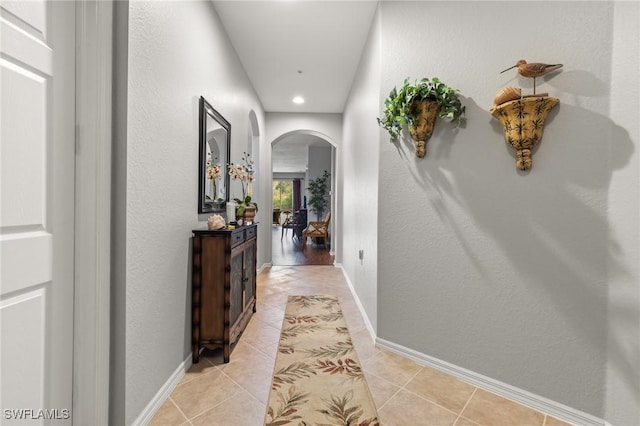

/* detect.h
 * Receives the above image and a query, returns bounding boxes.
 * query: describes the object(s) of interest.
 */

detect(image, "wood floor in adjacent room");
[271,225,334,266]
[150,266,572,426]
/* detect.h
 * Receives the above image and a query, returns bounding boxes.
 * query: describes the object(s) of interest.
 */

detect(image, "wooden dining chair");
[302,212,331,249]
[280,210,293,241]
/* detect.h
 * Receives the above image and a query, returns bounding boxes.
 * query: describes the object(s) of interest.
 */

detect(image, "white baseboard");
[133,354,192,426]
[376,338,605,426]
[258,262,272,273]
[335,264,376,342]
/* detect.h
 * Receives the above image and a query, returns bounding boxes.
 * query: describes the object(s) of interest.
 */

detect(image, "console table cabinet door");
[243,241,256,311]
[229,248,244,328]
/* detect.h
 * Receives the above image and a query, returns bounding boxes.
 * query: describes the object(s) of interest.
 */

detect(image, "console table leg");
[192,345,200,364]
[223,343,230,363]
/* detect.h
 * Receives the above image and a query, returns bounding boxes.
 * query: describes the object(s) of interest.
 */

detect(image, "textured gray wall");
[110,1,128,424]
[375,1,619,418]
[604,2,640,424]
[342,5,381,333]
[124,2,265,423]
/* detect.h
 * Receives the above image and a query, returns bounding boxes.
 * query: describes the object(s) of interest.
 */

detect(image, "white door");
[1,1,75,424]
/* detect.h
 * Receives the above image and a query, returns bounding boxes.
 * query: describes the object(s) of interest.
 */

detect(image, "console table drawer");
[231,230,245,247]
[245,226,256,240]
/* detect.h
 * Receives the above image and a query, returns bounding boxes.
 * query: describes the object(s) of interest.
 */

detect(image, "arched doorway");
[271,130,336,266]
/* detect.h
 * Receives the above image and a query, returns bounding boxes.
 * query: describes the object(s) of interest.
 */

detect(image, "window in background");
[273,180,293,210]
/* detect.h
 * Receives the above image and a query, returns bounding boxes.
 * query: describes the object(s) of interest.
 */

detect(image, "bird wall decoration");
[501,59,563,95]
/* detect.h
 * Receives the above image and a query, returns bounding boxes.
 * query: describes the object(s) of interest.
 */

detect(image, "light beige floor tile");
[156,266,567,426]
[344,315,368,334]
[252,340,279,359]
[364,371,401,409]
[361,349,422,387]
[149,398,187,426]
[460,389,545,426]
[350,329,379,362]
[405,366,476,414]
[241,320,282,349]
[544,415,573,426]
[216,340,269,368]
[219,352,274,404]
[455,416,482,426]
[258,292,290,308]
[190,389,266,426]
[171,368,243,420]
[252,304,285,325]
[179,356,220,385]
[378,389,458,425]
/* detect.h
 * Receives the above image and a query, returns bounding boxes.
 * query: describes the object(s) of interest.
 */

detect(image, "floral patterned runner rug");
[264,295,380,426]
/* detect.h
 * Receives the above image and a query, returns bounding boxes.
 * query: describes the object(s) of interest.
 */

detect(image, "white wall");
[373,1,632,419]
[266,113,342,145]
[123,2,264,423]
[342,5,381,334]
[605,2,640,424]
[306,145,332,221]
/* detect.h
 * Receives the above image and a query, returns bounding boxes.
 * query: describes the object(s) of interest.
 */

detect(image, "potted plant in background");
[307,170,330,220]
[377,77,465,158]
[228,152,257,224]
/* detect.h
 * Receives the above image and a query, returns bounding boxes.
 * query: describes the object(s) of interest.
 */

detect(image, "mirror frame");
[198,96,231,214]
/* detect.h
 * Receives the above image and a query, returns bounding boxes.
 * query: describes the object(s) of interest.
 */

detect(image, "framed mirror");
[198,96,231,214]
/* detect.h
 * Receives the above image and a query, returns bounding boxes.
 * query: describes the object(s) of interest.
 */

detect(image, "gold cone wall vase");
[491,96,558,170]
[409,100,440,158]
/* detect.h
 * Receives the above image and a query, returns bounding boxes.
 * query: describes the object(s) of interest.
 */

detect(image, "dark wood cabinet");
[192,224,257,363]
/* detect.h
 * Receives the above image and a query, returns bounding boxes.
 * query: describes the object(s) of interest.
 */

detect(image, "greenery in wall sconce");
[377,77,465,157]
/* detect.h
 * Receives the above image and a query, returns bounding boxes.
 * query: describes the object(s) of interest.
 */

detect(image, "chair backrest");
[280,210,293,225]
[323,211,331,224]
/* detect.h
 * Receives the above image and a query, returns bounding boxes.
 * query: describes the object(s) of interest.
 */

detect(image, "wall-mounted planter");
[408,100,440,158]
[490,96,559,170]
[377,77,465,158]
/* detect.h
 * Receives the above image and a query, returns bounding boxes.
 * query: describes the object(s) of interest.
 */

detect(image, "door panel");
[0,1,75,423]
[1,289,46,413]
[230,250,244,327]
[243,242,256,308]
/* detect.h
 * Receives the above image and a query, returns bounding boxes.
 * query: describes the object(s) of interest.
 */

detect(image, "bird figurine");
[501,59,563,95]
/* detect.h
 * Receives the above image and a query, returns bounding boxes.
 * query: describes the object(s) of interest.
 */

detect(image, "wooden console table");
[191,224,257,363]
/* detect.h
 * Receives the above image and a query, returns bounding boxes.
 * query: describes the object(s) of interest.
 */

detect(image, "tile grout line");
[182,365,244,422]
[375,386,403,412]
[400,386,466,420]
[218,365,269,407]
[167,396,190,426]
[453,387,478,425]
[362,369,403,412]
[400,364,424,388]
[168,266,565,426]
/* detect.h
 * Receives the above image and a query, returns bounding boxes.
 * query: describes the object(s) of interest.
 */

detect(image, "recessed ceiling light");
[292,96,305,104]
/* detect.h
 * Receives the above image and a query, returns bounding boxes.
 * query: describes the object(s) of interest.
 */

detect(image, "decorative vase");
[490,96,559,171]
[226,201,236,222]
[408,100,440,158]
[236,205,256,225]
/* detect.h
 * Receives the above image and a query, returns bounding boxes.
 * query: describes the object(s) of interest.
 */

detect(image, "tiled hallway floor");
[150,266,572,426]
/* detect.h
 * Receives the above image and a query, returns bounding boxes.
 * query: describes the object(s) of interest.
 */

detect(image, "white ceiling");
[213,1,378,113]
